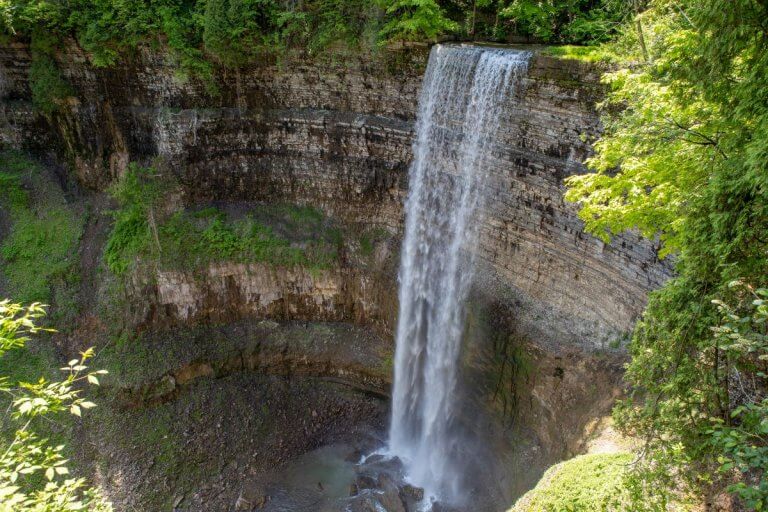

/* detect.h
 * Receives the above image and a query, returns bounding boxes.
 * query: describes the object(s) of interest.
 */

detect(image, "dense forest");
[1,0,767,511]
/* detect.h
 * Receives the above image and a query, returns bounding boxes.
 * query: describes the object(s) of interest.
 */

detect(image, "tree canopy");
[0,1,630,67]
[565,0,768,508]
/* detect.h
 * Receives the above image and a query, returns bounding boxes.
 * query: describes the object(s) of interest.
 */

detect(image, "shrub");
[28,55,72,114]
[0,301,111,512]
[104,163,170,275]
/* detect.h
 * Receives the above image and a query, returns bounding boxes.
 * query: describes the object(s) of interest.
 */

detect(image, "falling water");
[389,44,531,503]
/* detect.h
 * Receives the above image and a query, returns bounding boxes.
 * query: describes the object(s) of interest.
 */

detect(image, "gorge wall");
[0,40,668,345]
[0,39,671,510]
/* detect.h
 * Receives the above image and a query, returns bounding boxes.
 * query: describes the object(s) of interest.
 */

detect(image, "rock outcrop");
[129,261,381,327]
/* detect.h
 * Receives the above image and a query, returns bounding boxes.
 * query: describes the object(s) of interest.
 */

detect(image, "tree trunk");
[148,207,162,256]
[471,0,477,38]
[634,0,650,62]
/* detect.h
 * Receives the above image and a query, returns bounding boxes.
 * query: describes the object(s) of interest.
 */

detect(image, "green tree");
[2,0,637,64]
[499,0,559,40]
[378,0,458,43]
[203,0,282,65]
[498,0,630,43]
[0,301,111,511]
[565,0,768,507]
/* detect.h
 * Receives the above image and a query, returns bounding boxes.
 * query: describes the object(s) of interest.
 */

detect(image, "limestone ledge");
[126,260,388,330]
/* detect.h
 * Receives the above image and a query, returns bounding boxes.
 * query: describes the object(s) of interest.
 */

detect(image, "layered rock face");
[1,41,672,509]
[0,41,668,346]
[129,262,381,328]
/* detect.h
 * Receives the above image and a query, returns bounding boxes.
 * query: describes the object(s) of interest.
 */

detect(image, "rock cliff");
[0,40,671,510]
[0,40,669,346]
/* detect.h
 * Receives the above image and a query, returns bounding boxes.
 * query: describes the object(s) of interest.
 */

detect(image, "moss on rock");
[104,164,343,276]
[510,453,632,512]
[0,151,84,320]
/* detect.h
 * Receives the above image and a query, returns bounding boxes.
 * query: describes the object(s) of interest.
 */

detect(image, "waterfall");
[389,44,531,503]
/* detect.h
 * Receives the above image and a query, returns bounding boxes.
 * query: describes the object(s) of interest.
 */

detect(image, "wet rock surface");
[343,454,473,512]
[346,455,415,512]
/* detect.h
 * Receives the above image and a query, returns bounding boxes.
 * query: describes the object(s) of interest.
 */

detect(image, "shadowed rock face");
[0,40,669,344]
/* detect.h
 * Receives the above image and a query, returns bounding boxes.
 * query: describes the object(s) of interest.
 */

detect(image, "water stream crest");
[389,44,531,504]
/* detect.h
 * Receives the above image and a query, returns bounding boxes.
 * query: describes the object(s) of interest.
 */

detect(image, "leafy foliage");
[1,0,635,76]
[0,301,111,511]
[378,0,458,42]
[708,284,768,509]
[565,66,722,256]
[202,0,282,65]
[565,0,768,507]
[28,54,72,114]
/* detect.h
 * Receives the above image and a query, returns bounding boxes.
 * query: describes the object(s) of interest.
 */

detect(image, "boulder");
[400,483,424,502]
[377,474,407,512]
[234,483,267,510]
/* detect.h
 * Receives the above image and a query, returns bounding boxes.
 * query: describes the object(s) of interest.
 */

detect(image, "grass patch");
[0,151,83,316]
[357,226,390,258]
[104,164,342,276]
[541,45,617,63]
[512,453,632,511]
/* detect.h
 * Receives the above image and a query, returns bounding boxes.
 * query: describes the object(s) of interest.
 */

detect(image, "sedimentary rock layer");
[0,40,669,345]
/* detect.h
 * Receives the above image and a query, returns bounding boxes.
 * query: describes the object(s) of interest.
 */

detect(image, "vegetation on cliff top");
[565,0,768,508]
[1,1,630,71]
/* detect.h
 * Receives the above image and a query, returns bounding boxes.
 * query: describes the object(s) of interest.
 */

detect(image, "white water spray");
[389,44,531,503]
